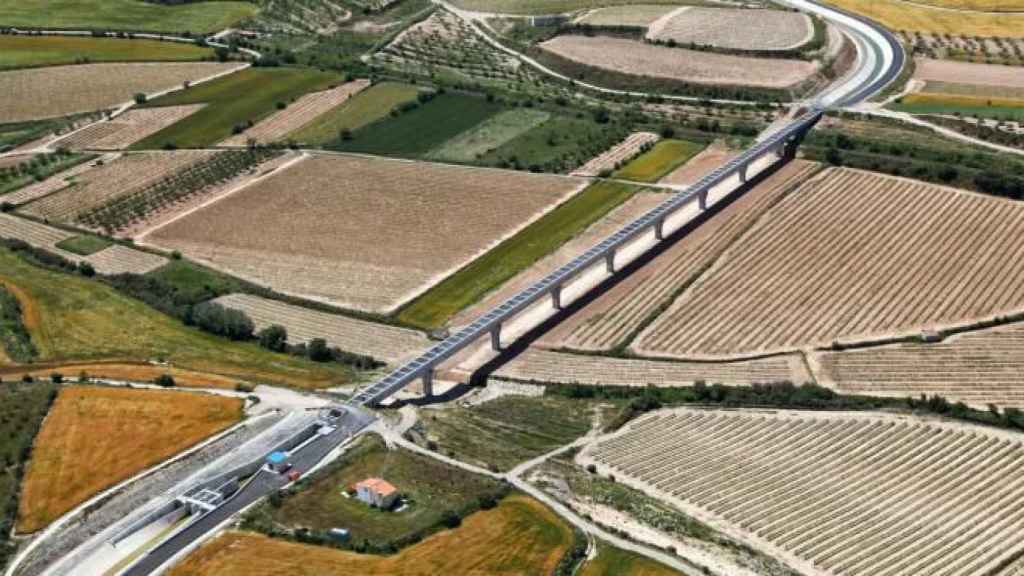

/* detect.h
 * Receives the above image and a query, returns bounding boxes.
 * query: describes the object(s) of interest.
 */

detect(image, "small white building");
[354,477,398,509]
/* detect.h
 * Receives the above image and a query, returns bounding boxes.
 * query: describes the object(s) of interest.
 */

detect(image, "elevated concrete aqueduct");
[350,109,823,407]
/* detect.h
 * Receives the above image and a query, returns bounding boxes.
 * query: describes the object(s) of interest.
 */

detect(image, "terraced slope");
[815,322,1024,408]
[586,408,1024,576]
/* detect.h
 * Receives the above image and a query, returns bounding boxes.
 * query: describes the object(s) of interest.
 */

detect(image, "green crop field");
[133,67,342,148]
[414,396,601,472]
[288,82,421,146]
[427,108,550,163]
[0,247,354,389]
[54,235,112,256]
[397,181,637,329]
[0,0,257,33]
[328,93,505,158]
[0,381,56,568]
[581,545,681,575]
[613,139,704,183]
[245,434,507,547]
[890,92,1024,121]
[0,35,213,70]
[481,115,630,173]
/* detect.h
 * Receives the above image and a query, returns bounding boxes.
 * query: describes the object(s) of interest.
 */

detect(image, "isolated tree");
[155,374,176,387]
[258,325,288,352]
[133,93,147,105]
[307,338,331,362]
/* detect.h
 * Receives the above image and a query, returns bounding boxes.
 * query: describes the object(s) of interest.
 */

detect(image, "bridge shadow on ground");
[389,156,797,410]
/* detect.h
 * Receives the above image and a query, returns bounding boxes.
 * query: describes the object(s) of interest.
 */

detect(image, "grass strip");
[397,180,638,329]
[613,139,705,183]
[134,67,343,149]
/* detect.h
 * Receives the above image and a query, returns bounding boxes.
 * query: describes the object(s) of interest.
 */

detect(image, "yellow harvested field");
[821,0,1024,37]
[494,348,810,387]
[55,105,205,150]
[168,495,572,575]
[901,92,1024,109]
[144,154,585,313]
[539,35,816,88]
[22,150,215,223]
[18,386,242,533]
[586,408,1024,576]
[547,161,818,351]
[914,58,1024,88]
[220,80,370,146]
[0,62,241,123]
[635,168,1024,359]
[912,0,1024,10]
[0,362,239,389]
[647,7,813,51]
[815,322,1024,408]
[212,294,429,362]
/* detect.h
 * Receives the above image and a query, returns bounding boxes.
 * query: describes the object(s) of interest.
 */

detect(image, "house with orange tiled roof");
[354,477,398,509]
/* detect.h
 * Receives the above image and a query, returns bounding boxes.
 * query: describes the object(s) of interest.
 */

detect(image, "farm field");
[578,5,679,27]
[54,105,204,150]
[890,93,1024,120]
[143,153,584,313]
[328,93,506,157]
[538,35,816,88]
[581,545,681,576]
[0,247,355,389]
[0,362,239,390]
[480,115,631,174]
[494,348,810,388]
[450,191,666,327]
[585,408,1024,576]
[0,35,213,70]
[398,180,636,329]
[647,8,813,51]
[659,141,736,186]
[634,167,1024,359]
[21,150,215,223]
[571,132,660,177]
[0,213,167,274]
[914,59,1024,89]
[220,80,370,146]
[213,294,429,362]
[134,67,342,148]
[416,396,596,472]
[911,0,1024,9]
[287,82,421,145]
[814,321,1024,408]
[169,495,572,576]
[17,385,242,533]
[920,81,1024,100]
[450,0,691,13]
[426,108,551,163]
[550,161,818,352]
[0,151,97,197]
[614,139,705,183]
[0,382,55,568]
[0,62,240,123]
[0,0,258,33]
[821,0,1024,36]
[54,234,111,256]
[247,434,506,545]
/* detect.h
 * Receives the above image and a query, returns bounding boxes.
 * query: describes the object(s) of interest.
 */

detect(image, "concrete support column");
[654,218,664,241]
[698,191,708,211]
[490,324,502,351]
[605,251,615,274]
[551,285,562,310]
[422,368,434,397]
[783,138,799,160]
[738,163,748,183]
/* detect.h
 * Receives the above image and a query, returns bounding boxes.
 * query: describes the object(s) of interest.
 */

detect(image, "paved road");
[122,408,374,576]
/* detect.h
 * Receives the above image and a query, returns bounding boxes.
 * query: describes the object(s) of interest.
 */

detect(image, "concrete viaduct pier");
[351,110,821,407]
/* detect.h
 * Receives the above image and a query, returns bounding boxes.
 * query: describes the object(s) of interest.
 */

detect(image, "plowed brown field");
[635,168,1024,358]
[144,154,584,312]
